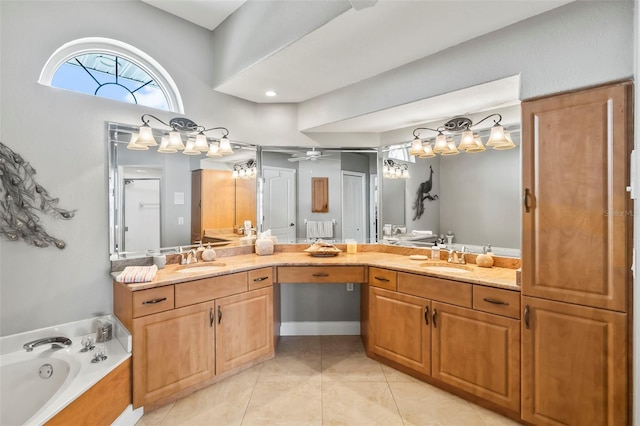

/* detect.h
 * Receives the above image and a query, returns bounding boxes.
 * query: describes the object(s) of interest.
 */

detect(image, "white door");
[123,178,160,251]
[342,171,366,243]
[263,167,296,243]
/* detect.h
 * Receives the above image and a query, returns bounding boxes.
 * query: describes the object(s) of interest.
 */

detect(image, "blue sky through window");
[51,54,170,110]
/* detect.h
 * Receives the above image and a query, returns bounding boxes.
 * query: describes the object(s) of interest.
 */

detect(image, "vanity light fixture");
[383,159,410,179]
[411,114,514,157]
[232,159,257,179]
[128,114,233,156]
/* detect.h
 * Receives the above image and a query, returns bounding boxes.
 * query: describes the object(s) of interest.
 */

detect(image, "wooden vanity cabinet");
[215,287,274,374]
[431,301,520,413]
[521,296,627,426]
[369,287,431,374]
[132,301,216,407]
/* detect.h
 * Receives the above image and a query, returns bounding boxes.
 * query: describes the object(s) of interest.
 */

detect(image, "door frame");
[341,170,367,242]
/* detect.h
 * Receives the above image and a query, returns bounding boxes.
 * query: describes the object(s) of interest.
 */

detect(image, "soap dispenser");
[476,245,494,268]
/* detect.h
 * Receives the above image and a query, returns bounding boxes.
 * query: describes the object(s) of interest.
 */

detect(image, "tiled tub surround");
[114,244,521,421]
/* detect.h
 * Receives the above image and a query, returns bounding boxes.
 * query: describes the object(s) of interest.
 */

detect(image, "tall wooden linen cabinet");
[521,81,632,426]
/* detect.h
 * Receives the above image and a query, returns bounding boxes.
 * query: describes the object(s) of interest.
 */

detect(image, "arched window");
[39,37,183,113]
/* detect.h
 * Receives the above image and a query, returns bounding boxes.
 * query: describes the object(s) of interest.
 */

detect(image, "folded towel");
[307,220,334,239]
[118,265,158,283]
[411,230,433,236]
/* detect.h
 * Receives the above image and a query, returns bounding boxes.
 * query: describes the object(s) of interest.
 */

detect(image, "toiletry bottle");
[431,244,440,260]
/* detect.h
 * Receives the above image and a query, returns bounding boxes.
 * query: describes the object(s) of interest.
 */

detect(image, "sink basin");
[419,262,472,274]
[176,263,226,273]
[423,266,471,274]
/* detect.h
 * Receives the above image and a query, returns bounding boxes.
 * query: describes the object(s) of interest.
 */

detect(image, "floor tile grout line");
[239,362,263,425]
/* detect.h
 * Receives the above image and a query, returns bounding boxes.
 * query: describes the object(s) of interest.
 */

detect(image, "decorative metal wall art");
[412,165,438,221]
[0,142,76,248]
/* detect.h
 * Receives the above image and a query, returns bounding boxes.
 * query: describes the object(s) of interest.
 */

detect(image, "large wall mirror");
[108,122,258,259]
[378,125,521,256]
[259,147,378,244]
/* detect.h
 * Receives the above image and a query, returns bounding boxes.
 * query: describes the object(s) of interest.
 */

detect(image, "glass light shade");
[493,130,516,150]
[218,136,234,155]
[167,131,185,150]
[136,125,158,146]
[232,170,239,179]
[433,133,449,154]
[486,124,509,147]
[465,133,486,153]
[182,139,200,155]
[457,130,476,151]
[409,137,425,156]
[206,142,221,157]
[401,168,410,179]
[419,143,436,158]
[441,139,460,156]
[158,135,177,153]
[126,132,148,150]
[194,132,209,152]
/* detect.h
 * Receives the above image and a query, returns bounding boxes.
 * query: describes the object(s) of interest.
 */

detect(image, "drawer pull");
[524,188,531,213]
[217,306,222,324]
[524,305,530,329]
[483,297,509,306]
[374,276,390,282]
[253,276,269,282]
[312,273,329,277]
[424,306,429,325]
[142,297,167,305]
[432,309,438,328]
[209,308,214,327]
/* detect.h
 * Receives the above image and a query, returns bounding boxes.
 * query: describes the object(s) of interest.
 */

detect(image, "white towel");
[306,220,334,239]
[117,265,158,283]
[411,230,433,236]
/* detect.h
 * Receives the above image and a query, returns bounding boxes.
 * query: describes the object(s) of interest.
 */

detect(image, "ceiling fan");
[287,147,333,162]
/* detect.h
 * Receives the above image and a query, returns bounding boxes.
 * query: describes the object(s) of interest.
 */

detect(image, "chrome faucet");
[186,249,198,264]
[23,336,72,352]
[448,246,467,264]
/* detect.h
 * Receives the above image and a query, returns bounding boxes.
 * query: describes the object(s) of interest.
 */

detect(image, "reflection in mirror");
[108,122,257,259]
[379,126,521,256]
[259,147,378,244]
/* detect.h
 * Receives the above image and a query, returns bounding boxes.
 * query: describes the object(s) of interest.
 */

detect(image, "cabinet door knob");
[432,309,438,328]
[524,305,530,329]
[424,306,429,325]
[209,308,214,327]
[217,306,222,324]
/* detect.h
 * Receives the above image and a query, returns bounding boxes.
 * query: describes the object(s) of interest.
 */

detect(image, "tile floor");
[136,336,521,426]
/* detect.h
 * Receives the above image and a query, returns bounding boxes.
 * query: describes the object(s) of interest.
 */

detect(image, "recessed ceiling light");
[265,90,277,97]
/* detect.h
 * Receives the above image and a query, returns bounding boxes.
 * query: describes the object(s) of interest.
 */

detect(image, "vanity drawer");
[277,266,365,283]
[369,267,397,290]
[473,285,520,319]
[175,272,248,308]
[132,286,175,318]
[397,272,472,308]
[249,267,274,290]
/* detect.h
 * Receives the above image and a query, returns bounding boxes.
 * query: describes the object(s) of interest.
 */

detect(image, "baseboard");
[280,321,360,336]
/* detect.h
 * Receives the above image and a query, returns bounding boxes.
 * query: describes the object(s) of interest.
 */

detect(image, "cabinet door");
[521,296,627,426]
[521,82,631,311]
[215,287,274,374]
[369,287,430,375]
[133,301,215,408]
[431,302,520,412]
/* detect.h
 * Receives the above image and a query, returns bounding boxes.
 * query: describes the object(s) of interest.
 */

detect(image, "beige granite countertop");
[116,245,520,292]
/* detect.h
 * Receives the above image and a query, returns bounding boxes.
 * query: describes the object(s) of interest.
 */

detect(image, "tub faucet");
[23,336,72,352]
[448,246,467,264]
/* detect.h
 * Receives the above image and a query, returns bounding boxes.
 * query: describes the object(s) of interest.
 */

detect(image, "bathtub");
[0,316,135,425]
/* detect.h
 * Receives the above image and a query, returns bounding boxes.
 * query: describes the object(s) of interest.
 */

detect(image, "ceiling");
[141,0,573,133]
